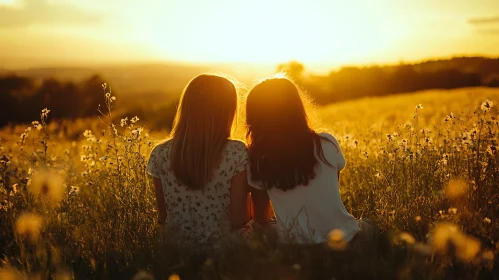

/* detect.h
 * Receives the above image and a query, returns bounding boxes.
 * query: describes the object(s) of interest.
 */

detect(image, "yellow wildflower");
[15,212,43,243]
[29,170,65,204]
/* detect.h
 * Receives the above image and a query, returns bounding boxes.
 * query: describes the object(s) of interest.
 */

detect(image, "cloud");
[468,16,499,25]
[0,0,101,28]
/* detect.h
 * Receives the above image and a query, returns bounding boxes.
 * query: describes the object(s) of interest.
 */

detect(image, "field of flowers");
[0,86,498,279]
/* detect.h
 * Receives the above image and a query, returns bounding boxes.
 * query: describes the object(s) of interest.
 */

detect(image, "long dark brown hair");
[170,74,238,190]
[246,77,334,191]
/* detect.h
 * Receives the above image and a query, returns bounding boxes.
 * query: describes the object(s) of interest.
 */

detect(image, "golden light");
[134,0,395,64]
[0,0,22,7]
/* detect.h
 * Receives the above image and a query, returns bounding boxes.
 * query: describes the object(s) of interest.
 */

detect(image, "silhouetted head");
[170,74,238,190]
[246,77,332,190]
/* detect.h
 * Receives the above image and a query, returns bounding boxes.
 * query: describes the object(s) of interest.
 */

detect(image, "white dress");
[248,133,360,244]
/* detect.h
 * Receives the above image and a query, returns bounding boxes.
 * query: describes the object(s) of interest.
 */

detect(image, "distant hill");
[282,56,499,104]
[390,57,499,75]
[2,56,498,104]
[2,62,273,97]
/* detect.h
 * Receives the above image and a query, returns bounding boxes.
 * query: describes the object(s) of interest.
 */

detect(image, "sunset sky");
[1,0,498,71]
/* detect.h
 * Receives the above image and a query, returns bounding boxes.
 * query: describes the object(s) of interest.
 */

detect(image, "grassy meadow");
[0,86,498,279]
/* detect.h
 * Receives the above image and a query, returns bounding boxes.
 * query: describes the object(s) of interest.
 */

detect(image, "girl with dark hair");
[246,77,360,244]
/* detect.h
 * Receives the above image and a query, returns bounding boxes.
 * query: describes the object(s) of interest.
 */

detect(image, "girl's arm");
[230,171,250,229]
[251,187,272,226]
[152,177,167,225]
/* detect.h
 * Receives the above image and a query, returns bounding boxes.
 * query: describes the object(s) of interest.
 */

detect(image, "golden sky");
[1,0,499,70]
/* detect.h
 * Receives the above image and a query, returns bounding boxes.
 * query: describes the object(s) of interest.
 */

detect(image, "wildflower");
[1,200,13,211]
[105,92,111,98]
[415,215,422,222]
[111,124,118,135]
[400,138,408,147]
[131,127,143,137]
[168,274,181,280]
[432,223,481,262]
[32,121,42,130]
[19,127,32,144]
[121,117,128,127]
[404,122,413,130]
[10,184,18,196]
[0,155,8,166]
[327,229,347,251]
[432,223,460,255]
[102,83,107,89]
[398,232,416,245]
[482,250,495,261]
[444,112,456,122]
[83,130,93,138]
[420,128,431,134]
[41,108,51,118]
[484,217,491,224]
[131,116,140,123]
[444,179,467,199]
[111,96,117,101]
[448,208,457,215]
[132,271,155,280]
[375,172,381,179]
[454,235,481,262]
[461,132,473,145]
[100,155,109,161]
[15,212,43,243]
[481,99,493,112]
[486,145,496,156]
[28,169,65,204]
[69,186,80,195]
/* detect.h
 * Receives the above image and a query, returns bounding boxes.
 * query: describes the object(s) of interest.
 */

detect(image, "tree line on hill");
[0,75,107,127]
[0,57,498,128]
[278,57,499,104]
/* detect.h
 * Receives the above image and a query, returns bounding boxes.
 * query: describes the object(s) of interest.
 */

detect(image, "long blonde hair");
[170,74,238,190]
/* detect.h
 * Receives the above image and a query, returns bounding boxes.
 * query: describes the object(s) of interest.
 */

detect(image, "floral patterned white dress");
[147,139,248,244]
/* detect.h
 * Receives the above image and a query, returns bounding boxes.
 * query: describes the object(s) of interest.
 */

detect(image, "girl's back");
[249,133,359,244]
[148,139,247,243]
[245,77,359,245]
[147,74,249,246]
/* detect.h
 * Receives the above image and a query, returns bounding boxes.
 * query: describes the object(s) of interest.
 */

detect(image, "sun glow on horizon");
[134,0,398,65]
[1,0,499,68]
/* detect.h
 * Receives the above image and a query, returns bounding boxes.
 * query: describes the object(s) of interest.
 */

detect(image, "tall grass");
[0,86,497,279]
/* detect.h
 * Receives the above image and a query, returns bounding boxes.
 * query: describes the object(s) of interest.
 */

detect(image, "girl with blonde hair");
[147,74,249,245]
